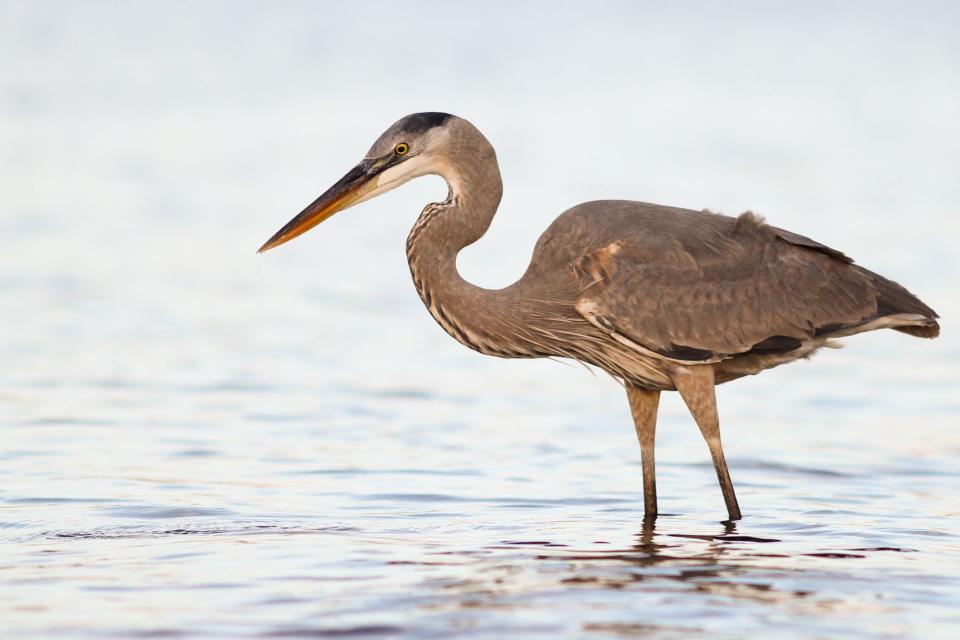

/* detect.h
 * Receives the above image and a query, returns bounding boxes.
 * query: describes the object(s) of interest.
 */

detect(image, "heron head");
[258,112,455,252]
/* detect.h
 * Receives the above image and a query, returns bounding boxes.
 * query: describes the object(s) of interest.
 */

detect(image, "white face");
[354,127,456,206]
[365,155,437,199]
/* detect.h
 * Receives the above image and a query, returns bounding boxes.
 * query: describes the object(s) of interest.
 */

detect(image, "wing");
[558,205,880,362]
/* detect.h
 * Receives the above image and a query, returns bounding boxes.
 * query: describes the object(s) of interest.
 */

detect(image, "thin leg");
[671,366,742,521]
[626,384,661,519]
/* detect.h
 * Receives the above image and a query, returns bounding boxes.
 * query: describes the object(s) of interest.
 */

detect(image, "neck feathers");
[404,122,539,358]
[406,118,504,258]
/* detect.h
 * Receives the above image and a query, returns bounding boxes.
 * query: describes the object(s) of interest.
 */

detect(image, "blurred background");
[1,2,958,639]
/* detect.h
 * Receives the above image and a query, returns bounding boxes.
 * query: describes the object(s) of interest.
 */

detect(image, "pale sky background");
[1,1,957,401]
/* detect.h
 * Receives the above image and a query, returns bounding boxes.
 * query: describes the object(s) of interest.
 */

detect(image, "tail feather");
[896,323,939,338]
[856,266,940,338]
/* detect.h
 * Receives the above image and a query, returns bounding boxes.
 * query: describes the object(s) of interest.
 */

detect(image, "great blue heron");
[259,112,939,521]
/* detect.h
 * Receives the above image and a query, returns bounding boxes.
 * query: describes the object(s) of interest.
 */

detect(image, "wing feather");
[566,207,879,358]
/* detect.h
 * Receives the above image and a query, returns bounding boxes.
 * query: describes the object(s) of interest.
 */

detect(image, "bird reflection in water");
[428,519,840,626]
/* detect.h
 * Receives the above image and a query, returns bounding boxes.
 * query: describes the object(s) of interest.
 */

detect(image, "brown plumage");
[259,112,940,521]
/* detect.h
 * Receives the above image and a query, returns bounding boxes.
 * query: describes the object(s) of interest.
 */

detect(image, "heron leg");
[626,384,661,519]
[671,366,742,521]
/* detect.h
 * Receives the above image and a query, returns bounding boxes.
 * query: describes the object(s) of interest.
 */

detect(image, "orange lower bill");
[258,163,376,253]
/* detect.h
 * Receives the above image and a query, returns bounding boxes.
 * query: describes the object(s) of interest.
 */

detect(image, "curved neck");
[406,136,503,260]
[405,129,541,357]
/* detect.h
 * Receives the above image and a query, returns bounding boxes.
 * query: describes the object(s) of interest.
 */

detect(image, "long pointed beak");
[258,160,377,253]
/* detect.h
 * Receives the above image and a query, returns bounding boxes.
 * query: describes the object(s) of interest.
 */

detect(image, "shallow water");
[2,2,960,638]
[4,372,960,639]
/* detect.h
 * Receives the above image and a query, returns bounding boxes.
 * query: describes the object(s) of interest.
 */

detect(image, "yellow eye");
[394,142,410,155]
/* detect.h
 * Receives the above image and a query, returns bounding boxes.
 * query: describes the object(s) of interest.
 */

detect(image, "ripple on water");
[291,467,484,477]
[7,497,124,504]
[260,625,407,638]
[22,522,364,542]
[102,505,237,519]
[354,493,631,506]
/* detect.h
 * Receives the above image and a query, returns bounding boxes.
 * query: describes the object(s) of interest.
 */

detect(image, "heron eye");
[394,142,409,156]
